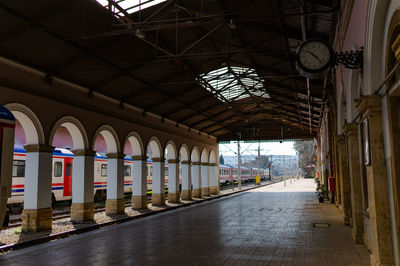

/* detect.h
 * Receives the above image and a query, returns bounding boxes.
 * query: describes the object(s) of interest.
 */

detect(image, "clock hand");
[305,50,324,64]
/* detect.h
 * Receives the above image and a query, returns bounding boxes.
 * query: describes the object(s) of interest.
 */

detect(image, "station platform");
[0,179,369,265]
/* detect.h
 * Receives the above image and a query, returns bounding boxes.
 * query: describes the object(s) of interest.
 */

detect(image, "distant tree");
[293,140,316,168]
[219,154,225,165]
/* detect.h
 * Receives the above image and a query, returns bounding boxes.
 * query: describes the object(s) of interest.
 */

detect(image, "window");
[12,160,25,177]
[124,165,131,177]
[360,122,369,212]
[101,164,107,177]
[54,162,63,177]
[199,66,269,103]
[95,0,167,17]
[66,163,72,176]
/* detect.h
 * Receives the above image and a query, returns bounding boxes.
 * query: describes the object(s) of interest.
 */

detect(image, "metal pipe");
[300,3,313,135]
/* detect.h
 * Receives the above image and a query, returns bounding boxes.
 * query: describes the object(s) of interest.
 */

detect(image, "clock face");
[299,41,331,70]
[295,39,334,79]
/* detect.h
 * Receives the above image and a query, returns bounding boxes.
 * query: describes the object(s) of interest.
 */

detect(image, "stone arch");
[165,140,178,160]
[364,0,391,95]
[191,146,200,162]
[123,131,144,156]
[179,144,190,161]
[49,116,89,150]
[92,125,120,154]
[146,136,162,159]
[201,148,209,163]
[385,9,400,83]
[4,103,45,145]
[209,149,217,164]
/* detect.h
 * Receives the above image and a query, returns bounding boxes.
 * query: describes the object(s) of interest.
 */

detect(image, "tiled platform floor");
[0,179,370,265]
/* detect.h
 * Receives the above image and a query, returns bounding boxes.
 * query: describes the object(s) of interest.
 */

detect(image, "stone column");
[131,156,147,209]
[334,135,342,206]
[105,153,125,214]
[356,95,393,265]
[209,163,219,195]
[337,134,352,224]
[201,163,209,196]
[181,160,192,200]
[151,157,165,206]
[21,144,54,232]
[192,162,202,198]
[70,149,95,222]
[167,159,180,203]
[343,123,364,243]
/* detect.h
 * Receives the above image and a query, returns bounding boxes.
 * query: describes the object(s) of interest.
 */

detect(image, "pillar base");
[343,216,351,225]
[131,195,148,209]
[152,193,166,206]
[192,189,202,198]
[201,188,210,196]
[209,186,219,195]
[71,202,94,222]
[168,192,180,203]
[22,208,52,232]
[105,198,125,215]
[364,233,371,252]
[181,190,192,200]
[352,228,363,244]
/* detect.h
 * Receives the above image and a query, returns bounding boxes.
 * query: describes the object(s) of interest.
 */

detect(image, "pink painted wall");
[93,135,133,154]
[15,118,135,154]
[334,1,367,100]
[52,127,73,149]
[14,120,25,145]
[93,134,106,153]
[123,142,133,155]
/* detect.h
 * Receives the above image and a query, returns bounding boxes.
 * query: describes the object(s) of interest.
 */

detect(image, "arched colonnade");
[4,103,218,232]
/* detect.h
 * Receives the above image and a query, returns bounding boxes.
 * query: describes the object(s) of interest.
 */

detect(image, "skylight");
[198,66,269,102]
[96,0,167,16]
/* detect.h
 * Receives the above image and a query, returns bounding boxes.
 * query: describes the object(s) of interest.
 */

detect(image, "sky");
[219,141,296,157]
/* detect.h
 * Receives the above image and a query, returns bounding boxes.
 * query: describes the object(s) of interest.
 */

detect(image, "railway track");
[6,196,154,228]
[5,181,270,228]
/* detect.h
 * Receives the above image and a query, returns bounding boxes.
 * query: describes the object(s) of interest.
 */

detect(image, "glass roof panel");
[198,66,269,102]
[96,0,167,15]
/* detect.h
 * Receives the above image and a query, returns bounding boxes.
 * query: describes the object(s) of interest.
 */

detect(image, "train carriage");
[10,145,270,212]
[9,146,182,211]
[219,164,233,184]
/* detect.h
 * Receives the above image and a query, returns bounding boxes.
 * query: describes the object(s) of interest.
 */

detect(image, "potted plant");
[316,183,327,203]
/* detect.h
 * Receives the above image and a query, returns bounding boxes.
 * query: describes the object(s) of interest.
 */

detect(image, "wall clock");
[295,39,335,79]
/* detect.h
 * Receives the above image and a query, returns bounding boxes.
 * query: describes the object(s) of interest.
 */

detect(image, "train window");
[54,162,63,177]
[12,160,25,177]
[101,164,107,177]
[124,165,131,177]
[66,163,72,176]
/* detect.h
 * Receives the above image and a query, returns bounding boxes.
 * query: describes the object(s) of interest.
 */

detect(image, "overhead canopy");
[0,0,338,141]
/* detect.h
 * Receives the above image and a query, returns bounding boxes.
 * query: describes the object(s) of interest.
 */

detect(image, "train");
[219,164,269,184]
[9,145,269,212]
